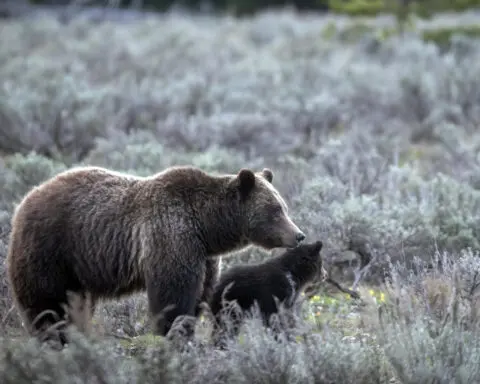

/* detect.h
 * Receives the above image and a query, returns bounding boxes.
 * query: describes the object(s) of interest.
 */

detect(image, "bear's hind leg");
[24,300,69,347]
[25,291,94,348]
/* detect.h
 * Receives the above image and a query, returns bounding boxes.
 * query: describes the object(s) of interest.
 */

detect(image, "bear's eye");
[270,204,283,217]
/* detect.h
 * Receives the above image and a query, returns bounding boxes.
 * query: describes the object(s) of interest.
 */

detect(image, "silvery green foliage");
[220,313,387,384]
[378,250,480,384]
[0,314,388,384]
[0,153,67,212]
[427,122,480,188]
[380,314,480,384]
[223,305,374,381]
[2,10,480,382]
[453,249,480,299]
[0,11,480,179]
[0,330,138,384]
[292,161,480,283]
[83,131,255,176]
[2,251,480,384]
[392,248,480,310]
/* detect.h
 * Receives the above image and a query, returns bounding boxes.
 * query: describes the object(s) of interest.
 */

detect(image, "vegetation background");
[1,0,480,382]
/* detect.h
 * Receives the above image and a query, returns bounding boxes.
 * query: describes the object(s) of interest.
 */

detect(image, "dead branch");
[325,277,361,300]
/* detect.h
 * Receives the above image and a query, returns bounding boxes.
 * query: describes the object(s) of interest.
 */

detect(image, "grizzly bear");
[6,165,305,344]
[209,240,326,347]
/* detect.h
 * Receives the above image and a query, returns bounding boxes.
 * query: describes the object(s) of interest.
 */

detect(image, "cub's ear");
[261,168,273,183]
[313,241,323,252]
[234,168,256,196]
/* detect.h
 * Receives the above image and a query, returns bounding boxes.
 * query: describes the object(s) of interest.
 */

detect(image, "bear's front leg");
[146,261,206,336]
[195,257,221,317]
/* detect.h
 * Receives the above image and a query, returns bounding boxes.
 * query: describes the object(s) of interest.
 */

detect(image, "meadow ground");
[1,7,480,383]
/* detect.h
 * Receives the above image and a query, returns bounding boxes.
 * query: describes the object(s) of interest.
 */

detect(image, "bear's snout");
[296,232,306,243]
[280,215,306,248]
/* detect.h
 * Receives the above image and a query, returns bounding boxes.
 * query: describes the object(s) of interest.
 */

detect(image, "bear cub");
[209,240,326,347]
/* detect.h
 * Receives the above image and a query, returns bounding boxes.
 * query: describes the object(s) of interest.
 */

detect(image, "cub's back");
[210,262,288,315]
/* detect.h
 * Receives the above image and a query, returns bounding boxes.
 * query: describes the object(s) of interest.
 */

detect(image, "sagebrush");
[1,8,480,383]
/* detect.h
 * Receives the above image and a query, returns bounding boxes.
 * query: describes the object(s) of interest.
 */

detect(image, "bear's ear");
[236,168,256,196]
[261,168,273,183]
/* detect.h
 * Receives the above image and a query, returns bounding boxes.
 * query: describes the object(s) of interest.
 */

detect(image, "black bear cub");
[209,240,326,347]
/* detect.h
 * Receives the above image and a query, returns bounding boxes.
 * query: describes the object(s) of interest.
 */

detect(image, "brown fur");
[6,165,305,343]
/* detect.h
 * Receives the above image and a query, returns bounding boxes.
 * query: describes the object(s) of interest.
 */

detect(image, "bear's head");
[228,168,305,250]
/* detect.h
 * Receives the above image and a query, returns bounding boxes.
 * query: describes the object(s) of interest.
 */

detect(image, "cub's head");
[302,240,328,282]
[291,240,329,298]
[280,240,327,287]
[288,240,328,293]
[228,168,305,250]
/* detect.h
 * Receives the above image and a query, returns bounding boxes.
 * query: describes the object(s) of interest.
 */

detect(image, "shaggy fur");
[6,165,305,344]
[209,240,326,347]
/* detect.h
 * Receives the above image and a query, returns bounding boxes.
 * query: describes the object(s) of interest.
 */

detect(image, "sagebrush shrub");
[1,9,480,383]
[377,250,480,383]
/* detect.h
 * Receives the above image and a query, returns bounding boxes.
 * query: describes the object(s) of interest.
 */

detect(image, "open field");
[1,7,480,383]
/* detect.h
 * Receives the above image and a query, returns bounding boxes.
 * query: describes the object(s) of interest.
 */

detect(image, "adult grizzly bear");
[6,165,305,344]
[209,240,325,347]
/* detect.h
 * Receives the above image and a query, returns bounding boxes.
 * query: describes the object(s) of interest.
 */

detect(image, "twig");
[325,277,361,300]
[1,305,15,325]
[105,332,133,341]
[469,271,480,298]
